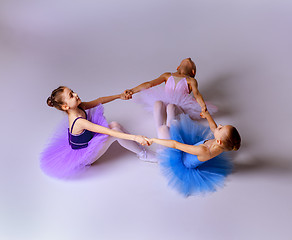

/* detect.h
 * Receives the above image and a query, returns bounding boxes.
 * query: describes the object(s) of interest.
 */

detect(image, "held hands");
[120,92,131,100]
[200,110,210,119]
[201,105,207,113]
[123,89,134,99]
[144,137,154,145]
[134,135,152,146]
[120,90,133,100]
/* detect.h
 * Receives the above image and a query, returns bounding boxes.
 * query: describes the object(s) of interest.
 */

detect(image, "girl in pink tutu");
[40,86,154,179]
[124,58,217,123]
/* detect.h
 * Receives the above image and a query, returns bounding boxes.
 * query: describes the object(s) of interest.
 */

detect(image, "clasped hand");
[134,135,152,146]
[120,89,133,100]
[200,109,210,119]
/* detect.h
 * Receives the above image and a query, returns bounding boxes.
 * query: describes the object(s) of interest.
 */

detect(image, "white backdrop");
[0,0,291,240]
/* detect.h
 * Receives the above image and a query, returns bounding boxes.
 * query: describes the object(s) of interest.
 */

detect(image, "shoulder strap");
[70,117,83,133]
[79,107,87,119]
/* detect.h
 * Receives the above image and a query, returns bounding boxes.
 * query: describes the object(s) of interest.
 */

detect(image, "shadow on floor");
[73,141,133,180]
[200,71,243,117]
[233,156,292,176]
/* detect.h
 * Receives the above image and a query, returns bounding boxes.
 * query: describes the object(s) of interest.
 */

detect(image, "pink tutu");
[40,104,109,179]
[133,76,217,119]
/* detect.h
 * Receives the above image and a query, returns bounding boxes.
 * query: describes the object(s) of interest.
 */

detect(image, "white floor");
[1,1,292,240]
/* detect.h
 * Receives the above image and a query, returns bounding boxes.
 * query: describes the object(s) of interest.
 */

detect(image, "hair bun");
[233,143,241,151]
[47,97,54,107]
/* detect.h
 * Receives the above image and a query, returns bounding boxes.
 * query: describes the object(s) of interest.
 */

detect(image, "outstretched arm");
[79,93,127,110]
[149,138,208,157]
[78,119,149,145]
[189,78,207,112]
[200,111,217,133]
[125,72,169,95]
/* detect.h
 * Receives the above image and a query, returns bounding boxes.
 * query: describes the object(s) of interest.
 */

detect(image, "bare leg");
[166,104,184,127]
[157,125,170,139]
[155,124,171,157]
[94,121,156,162]
[153,102,184,139]
[108,121,145,154]
[155,103,184,141]
[153,101,166,131]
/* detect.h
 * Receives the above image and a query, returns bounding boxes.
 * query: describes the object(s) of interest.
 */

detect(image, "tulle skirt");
[133,85,217,119]
[159,114,233,196]
[40,104,109,179]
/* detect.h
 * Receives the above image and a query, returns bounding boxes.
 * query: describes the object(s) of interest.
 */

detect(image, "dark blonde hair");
[179,58,196,75]
[47,86,67,111]
[223,126,241,151]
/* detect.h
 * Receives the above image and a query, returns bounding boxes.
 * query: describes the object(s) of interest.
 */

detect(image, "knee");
[154,100,164,110]
[166,103,176,113]
[109,121,122,129]
[159,125,169,132]
[158,125,170,138]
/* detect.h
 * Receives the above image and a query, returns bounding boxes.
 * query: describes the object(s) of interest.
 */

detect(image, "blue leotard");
[182,140,206,168]
[159,114,232,196]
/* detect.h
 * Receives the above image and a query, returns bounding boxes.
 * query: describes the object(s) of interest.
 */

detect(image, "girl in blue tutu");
[147,102,241,196]
[41,86,154,179]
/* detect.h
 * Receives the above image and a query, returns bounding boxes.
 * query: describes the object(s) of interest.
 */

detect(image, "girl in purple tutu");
[40,86,154,179]
[123,58,217,122]
[146,102,241,196]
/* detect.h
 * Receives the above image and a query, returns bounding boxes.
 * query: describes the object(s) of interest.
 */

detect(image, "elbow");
[192,90,199,98]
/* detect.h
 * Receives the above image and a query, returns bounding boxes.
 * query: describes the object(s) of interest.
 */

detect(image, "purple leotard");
[40,104,109,178]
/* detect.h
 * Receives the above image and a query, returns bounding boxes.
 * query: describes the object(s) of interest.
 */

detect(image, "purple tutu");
[40,104,109,178]
[133,76,217,119]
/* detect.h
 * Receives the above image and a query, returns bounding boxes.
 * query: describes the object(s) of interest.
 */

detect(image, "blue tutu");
[159,114,233,196]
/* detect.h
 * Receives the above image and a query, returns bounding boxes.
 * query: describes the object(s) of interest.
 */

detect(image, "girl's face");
[214,124,232,142]
[62,87,81,110]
